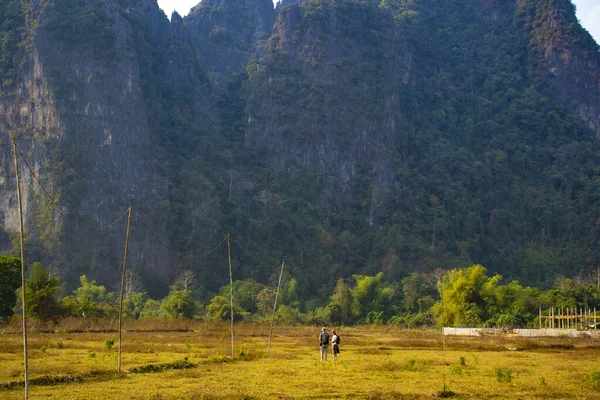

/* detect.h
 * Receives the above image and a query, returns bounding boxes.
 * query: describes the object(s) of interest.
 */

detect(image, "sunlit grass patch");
[405,358,433,372]
[355,347,393,355]
[590,368,600,391]
[375,359,402,371]
[2,323,600,399]
[363,389,412,399]
[237,345,266,361]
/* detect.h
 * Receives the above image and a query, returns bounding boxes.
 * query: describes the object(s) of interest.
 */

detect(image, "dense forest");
[3,255,600,329]
[0,0,599,315]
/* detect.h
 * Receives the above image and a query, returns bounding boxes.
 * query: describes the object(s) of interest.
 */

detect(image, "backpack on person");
[335,335,340,344]
[320,332,329,345]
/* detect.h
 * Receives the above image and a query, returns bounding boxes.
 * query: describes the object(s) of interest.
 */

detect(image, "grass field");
[2,320,600,399]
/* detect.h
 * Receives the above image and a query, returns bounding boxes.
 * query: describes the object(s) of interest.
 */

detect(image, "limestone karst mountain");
[0,0,599,299]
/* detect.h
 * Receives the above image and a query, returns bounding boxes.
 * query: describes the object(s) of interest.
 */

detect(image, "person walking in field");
[319,327,330,361]
[331,329,340,361]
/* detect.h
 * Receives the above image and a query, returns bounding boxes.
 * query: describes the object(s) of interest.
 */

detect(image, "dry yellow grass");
[1,322,600,399]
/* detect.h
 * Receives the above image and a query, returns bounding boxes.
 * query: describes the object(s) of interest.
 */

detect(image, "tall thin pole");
[227,233,234,358]
[268,262,285,353]
[440,284,446,352]
[118,205,132,372]
[439,278,447,393]
[12,137,28,399]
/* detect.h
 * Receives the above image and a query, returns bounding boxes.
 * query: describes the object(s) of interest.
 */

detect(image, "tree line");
[3,255,600,328]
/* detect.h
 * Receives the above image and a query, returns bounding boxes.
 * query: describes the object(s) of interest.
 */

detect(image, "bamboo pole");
[439,279,448,394]
[227,233,234,359]
[268,262,285,353]
[118,205,132,372]
[12,137,28,399]
[560,308,562,329]
[592,308,595,342]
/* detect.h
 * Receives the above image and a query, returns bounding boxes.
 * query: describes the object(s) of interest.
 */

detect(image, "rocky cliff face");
[0,0,180,291]
[184,0,276,83]
[524,0,600,138]
[245,0,412,221]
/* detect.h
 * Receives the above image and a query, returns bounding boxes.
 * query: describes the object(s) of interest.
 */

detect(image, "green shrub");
[496,368,513,383]
[104,337,115,350]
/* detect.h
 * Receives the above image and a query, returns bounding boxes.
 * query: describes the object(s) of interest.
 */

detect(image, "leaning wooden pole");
[12,137,29,399]
[268,262,285,353]
[118,205,132,373]
[227,233,234,359]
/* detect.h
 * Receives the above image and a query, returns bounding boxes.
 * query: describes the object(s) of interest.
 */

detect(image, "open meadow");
[2,320,600,399]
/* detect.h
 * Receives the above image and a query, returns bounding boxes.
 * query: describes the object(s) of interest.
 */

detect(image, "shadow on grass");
[129,358,197,373]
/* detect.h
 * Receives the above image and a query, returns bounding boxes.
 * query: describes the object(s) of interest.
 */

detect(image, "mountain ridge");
[0,0,599,303]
